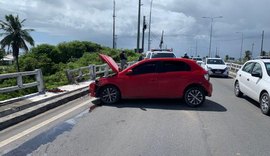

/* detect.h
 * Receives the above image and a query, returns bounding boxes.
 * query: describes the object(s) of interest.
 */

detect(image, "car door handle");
[247,78,249,81]
[239,74,241,77]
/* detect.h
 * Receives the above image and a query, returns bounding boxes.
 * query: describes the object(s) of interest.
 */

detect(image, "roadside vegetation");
[0,14,139,101]
[0,40,140,101]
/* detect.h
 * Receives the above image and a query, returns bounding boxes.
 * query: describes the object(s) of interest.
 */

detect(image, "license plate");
[215,71,221,74]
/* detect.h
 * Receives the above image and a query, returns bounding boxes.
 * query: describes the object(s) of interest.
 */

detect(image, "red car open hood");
[99,54,119,73]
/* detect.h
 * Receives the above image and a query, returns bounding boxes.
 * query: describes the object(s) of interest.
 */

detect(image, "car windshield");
[193,58,202,61]
[207,59,225,65]
[152,53,176,58]
[265,62,270,76]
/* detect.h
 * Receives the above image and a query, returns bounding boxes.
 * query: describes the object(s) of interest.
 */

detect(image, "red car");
[89,54,212,107]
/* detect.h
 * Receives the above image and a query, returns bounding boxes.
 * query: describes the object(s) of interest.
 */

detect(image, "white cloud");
[0,0,270,58]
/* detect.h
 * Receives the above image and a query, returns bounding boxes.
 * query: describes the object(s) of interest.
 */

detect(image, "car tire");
[234,81,243,97]
[184,87,205,107]
[99,85,120,104]
[260,92,270,115]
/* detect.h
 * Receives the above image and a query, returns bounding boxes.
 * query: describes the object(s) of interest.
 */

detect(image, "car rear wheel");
[184,87,205,107]
[260,92,270,115]
[99,85,120,104]
[234,81,243,97]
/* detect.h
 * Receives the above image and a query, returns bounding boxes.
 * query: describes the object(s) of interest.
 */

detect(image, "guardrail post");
[91,65,96,80]
[17,74,23,88]
[65,70,73,84]
[104,65,109,77]
[36,69,44,93]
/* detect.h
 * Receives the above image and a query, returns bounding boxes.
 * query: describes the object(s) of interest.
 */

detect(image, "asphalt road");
[2,77,270,156]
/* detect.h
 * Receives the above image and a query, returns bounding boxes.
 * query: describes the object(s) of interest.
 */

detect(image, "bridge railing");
[0,69,44,94]
[226,62,242,77]
[65,61,136,84]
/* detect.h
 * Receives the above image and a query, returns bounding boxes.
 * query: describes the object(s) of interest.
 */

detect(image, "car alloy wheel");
[100,85,120,104]
[260,92,270,115]
[184,87,205,107]
[234,81,243,97]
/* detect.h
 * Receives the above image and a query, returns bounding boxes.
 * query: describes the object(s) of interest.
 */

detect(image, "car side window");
[251,63,262,75]
[242,62,255,73]
[146,53,151,59]
[160,61,191,72]
[132,61,157,75]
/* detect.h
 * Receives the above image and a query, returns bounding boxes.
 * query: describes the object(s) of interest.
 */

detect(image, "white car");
[192,57,204,67]
[205,58,229,77]
[145,49,176,59]
[234,58,270,115]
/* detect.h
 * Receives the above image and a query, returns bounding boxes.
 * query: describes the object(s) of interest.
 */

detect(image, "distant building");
[2,54,14,65]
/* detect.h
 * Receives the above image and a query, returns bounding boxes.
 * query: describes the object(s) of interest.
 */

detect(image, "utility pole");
[136,0,141,53]
[148,0,153,51]
[141,16,147,52]
[159,30,164,49]
[195,40,198,56]
[112,0,116,49]
[261,30,264,55]
[202,16,223,57]
[236,32,244,61]
[251,43,254,57]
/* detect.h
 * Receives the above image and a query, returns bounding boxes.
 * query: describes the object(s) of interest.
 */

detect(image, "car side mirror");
[251,72,262,78]
[126,69,133,75]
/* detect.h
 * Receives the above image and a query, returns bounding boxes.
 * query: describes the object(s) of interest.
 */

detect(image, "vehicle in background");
[144,49,176,59]
[89,54,212,107]
[234,58,270,115]
[205,58,229,77]
[192,57,204,67]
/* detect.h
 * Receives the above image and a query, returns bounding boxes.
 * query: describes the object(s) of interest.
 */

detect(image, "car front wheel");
[234,81,243,97]
[260,92,270,115]
[184,87,205,107]
[99,85,120,104]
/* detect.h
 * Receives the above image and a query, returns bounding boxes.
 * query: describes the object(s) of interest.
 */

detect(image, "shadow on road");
[92,99,227,112]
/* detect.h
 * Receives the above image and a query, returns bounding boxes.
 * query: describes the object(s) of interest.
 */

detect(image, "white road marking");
[0,98,96,148]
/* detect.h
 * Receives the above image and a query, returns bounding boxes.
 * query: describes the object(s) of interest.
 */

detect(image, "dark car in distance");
[89,54,213,107]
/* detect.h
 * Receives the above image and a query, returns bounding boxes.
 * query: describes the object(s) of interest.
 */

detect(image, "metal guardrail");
[226,62,242,77]
[0,69,44,93]
[65,61,136,84]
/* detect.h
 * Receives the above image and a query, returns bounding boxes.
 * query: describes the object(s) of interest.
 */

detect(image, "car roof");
[249,59,270,63]
[207,58,222,59]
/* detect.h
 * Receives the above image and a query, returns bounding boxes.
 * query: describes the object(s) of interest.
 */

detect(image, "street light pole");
[236,32,244,61]
[202,16,223,57]
[147,0,153,51]
[136,0,141,53]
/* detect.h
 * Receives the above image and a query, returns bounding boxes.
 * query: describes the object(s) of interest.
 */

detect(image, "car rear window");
[242,62,254,73]
[152,53,176,58]
[265,63,270,76]
[160,61,191,72]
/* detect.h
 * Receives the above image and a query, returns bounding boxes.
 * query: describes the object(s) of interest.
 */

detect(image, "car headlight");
[224,67,228,71]
[207,66,212,70]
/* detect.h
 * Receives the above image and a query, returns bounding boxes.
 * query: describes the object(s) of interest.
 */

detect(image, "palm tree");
[0,14,34,72]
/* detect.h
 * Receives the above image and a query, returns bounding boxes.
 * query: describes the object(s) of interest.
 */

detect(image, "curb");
[0,87,89,131]
[0,87,89,118]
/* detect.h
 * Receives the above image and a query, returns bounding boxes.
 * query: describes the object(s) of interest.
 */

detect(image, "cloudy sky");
[0,0,270,58]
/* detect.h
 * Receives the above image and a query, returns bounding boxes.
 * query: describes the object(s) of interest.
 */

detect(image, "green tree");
[0,14,34,72]
[225,55,229,61]
[260,51,266,56]
[243,50,252,62]
[0,48,4,61]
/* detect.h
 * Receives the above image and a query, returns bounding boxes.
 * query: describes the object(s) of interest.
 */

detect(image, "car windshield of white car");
[152,53,176,58]
[265,63,270,76]
[207,59,225,65]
